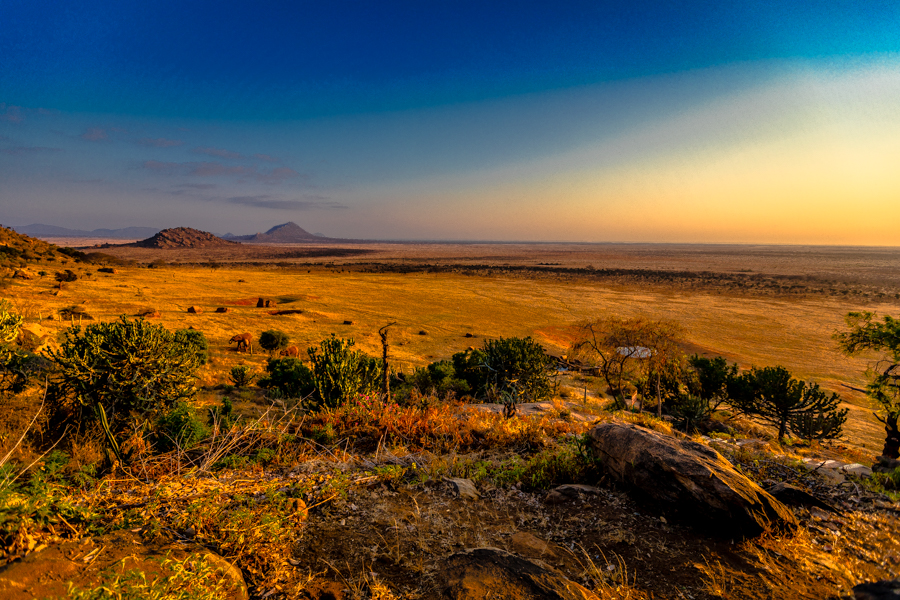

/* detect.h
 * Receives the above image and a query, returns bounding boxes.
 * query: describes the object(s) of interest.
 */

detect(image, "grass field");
[7,260,897,453]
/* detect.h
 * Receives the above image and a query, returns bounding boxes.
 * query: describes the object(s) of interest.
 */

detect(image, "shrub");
[154,401,209,452]
[208,397,238,430]
[395,359,471,399]
[307,335,382,410]
[47,317,204,435]
[55,269,78,283]
[229,365,255,388]
[258,358,315,399]
[669,394,712,433]
[176,328,209,365]
[452,336,555,403]
[258,330,289,354]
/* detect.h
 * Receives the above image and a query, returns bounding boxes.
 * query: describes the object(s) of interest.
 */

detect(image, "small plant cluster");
[569,317,848,442]
[392,336,556,417]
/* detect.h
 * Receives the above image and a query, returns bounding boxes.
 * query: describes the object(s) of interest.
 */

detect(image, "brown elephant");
[230,332,253,354]
[279,345,300,358]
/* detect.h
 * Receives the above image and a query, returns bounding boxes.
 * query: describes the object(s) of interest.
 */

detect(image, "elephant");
[230,332,253,354]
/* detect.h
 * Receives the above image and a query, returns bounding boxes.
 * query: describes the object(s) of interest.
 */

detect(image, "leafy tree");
[835,311,900,458]
[258,358,315,399]
[46,317,203,435]
[731,366,847,442]
[307,335,382,410]
[259,330,289,355]
[571,317,683,412]
[689,355,737,411]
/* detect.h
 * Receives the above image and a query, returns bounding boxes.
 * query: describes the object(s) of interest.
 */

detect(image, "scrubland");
[2,239,900,599]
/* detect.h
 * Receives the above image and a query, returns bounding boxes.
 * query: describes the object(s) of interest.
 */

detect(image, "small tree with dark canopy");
[835,311,900,458]
[258,329,289,355]
[731,365,847,442]
[689,355,737,411]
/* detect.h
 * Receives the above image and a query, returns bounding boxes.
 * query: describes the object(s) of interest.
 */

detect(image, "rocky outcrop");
[853,578,900,600]
[586,422,796,538]
[438,547,598,600]
[131,227,238,249]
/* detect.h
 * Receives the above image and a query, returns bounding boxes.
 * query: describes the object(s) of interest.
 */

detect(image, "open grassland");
[6,259,897,453]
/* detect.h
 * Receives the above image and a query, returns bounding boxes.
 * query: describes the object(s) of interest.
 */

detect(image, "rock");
[766,482,840,514]
[17,323,53,352]
[12,269,31,279]
[853,578,900,599]
[187,306,202,314]
[438,547,599,600]
[842,463,873,478]
[821,460,846,470]
[545,484,602,504]
[510,532,559,561]
[586,422,796,538]
[343,320,353,325]
[464,332,474,338]
[419,330,427,335]
[874,456,900,474]
[446,478,480,500]
[0,530,247,600]
[215,307,229,313]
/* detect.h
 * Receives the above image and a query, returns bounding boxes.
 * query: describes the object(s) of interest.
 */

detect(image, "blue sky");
[2,2,900,243]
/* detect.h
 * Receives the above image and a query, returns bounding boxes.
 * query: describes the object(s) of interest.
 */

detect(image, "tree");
[733,366,847,442]
[835,311,900,458]
[689,355,737,411]
[571,317,683,412]
[47,317,203,434]
[259,330,289,355]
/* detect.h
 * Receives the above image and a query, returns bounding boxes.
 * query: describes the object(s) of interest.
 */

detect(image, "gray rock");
[438,547,599,600]
[446,478,480,500]
[842,463,873,478]
[853,578,900,599]
[586,422,796,538]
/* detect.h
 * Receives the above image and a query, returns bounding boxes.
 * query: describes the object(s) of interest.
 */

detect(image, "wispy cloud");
[189,161,253,177]
[0,104,23,123]
[138,137,183,147]
[256,167,300,184]
[143,160,180,171]
[141,159,303,184]
[192,146,242,159]
[227,195,345,210]
[0,146,63,155]
[81,128,108,141]
[176,182,217,189]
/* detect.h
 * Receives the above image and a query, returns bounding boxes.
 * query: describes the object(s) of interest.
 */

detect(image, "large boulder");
[586,422,796,538]
[438,548,598,600]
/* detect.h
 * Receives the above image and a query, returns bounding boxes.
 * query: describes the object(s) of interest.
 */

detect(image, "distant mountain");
[14,224,161,239]
[226,222,328,243]
[129,227,239,249]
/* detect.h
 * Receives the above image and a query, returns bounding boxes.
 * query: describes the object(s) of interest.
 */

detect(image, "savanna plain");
[2,230,900,600]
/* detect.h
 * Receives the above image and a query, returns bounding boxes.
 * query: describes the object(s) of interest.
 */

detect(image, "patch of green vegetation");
[64,554,241,600]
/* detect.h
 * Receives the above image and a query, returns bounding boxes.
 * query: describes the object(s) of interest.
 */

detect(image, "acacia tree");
[571,317,682,411]
[835,311,900,458]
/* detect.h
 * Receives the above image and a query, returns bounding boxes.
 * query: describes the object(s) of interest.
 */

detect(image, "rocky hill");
[131,227,239,249]
[0,225,75,266]
[226,222,326,243]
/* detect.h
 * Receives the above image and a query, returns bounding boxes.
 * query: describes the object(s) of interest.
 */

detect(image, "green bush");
[307,335,382,410]
[47,316,204,435]
[258,358,315,399]
[669,394,711,433]
[176,328,209,365]
[394,359,471,400]
[207,397,238,430]
[451,336,555,403]
[154,401,210,452]
[229,365,254,387]
[259,330,289,354]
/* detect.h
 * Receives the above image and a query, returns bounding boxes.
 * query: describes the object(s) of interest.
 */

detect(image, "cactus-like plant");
[307,335,382,410]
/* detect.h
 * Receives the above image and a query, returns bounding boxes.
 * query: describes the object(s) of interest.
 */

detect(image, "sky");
[2,1,900,244]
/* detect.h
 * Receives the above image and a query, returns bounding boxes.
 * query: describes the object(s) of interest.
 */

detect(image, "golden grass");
[4,261,897,452]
